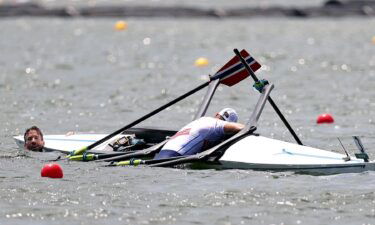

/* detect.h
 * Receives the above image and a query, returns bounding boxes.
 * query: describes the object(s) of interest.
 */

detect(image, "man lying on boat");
[154,108,245,159]
[24,126,45,152]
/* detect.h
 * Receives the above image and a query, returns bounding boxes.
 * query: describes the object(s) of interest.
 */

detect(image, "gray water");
[33,0,325,8]
[1,13,375,225]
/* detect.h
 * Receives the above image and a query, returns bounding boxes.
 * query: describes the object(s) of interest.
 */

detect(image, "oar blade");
[213,49,261,86]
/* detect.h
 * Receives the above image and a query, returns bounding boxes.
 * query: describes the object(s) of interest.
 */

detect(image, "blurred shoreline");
[1,0,375,18]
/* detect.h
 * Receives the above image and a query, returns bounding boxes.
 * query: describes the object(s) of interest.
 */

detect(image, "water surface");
[1,16,375,225]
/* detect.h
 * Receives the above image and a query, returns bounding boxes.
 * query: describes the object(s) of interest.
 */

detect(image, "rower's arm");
[223,123,245,134]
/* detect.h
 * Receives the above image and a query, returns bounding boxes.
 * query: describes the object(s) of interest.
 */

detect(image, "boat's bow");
[217,135,375,174]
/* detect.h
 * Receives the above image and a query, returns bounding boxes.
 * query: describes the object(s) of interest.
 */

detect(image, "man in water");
[24,126,45,151]
[154,108,244,159]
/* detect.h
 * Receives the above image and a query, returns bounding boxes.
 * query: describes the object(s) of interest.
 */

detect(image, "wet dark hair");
[24,126,44,142]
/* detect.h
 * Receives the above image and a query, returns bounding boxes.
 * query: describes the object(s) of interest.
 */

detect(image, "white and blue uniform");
[154,117,228,159]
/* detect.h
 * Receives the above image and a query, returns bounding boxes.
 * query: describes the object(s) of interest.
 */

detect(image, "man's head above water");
[24,126,44,152]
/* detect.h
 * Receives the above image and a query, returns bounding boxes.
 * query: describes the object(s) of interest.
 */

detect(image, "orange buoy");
[41,163,64,178]
[114,21,128,31]
[194,57,209,67]
[316,113,334,124]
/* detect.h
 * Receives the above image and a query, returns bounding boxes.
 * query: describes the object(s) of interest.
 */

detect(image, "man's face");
[24,130,44,151]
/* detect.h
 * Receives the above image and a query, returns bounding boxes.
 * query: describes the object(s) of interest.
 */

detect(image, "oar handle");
[233,49,303,146]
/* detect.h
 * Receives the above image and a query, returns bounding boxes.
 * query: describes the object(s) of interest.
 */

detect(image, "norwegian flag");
[213,49,261,86]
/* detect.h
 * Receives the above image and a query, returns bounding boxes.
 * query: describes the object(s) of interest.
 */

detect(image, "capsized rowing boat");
[13,128,375,175]
[13,48,375,175]
[14,86,375,175]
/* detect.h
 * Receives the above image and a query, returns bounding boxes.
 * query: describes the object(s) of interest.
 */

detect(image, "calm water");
[1,14,375,225]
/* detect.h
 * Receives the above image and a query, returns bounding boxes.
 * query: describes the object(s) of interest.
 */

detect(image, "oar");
[69,49,262,157]
[97,79,221,162]
[69,151,138,161]
[105,156,186,167]
[68,80,221,162]
[69,83,206,156]
[233,48,303,145]
[148,83,274,168]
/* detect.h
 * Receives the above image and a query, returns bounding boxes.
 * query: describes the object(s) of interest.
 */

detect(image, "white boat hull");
[14,133,375,174]
[216,135,375,174]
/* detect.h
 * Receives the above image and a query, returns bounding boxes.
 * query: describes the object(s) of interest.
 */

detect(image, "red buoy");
[41,163,64,178]
[316,113,334,124]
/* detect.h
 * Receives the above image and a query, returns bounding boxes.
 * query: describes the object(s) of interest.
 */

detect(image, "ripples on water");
[1,9,375,225]
[2,155,375,224]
